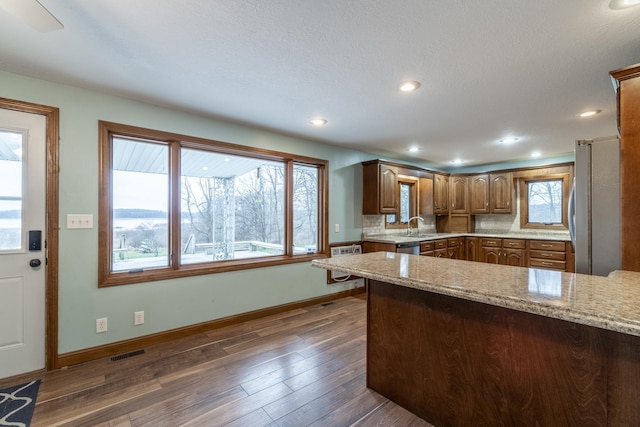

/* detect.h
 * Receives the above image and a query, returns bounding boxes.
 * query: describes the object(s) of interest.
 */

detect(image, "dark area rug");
[0,380,40,427]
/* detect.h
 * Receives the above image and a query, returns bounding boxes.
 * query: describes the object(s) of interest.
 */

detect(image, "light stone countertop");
[312,252,640,337]
[363,232,571,244]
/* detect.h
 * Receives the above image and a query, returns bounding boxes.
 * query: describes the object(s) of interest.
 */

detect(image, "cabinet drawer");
[420,241,435,252]
[480,238,502,247]
[529,240,566,251]
[502,239,525,249]
[530,250,566,261]
[434,239,448,249]
[448,238,461,247]
[530,259,566,270]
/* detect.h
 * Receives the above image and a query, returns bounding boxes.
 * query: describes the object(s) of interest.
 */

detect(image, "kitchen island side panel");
[367,279,609,426]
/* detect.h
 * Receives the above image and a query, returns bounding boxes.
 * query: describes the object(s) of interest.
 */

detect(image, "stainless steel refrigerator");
[569,137,621,276]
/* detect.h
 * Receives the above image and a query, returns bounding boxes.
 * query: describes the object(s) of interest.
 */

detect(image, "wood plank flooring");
[1,295,432,427]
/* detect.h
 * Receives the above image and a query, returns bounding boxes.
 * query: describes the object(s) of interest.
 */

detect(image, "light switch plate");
[67,214,93,229]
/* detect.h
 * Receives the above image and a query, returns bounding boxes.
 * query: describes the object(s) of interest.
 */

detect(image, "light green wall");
[1,70,375,354]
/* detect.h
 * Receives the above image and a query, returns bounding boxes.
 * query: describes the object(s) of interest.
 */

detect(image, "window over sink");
[385,176,418,228]
[519,173,570,230]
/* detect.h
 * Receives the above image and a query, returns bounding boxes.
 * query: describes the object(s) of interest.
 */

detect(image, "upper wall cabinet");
[470,174,490,214]
[470,172,515,214]
[362,161,398,214]
[450,175,469,214]
[419,176,434,216]
[490,172,515,214]
[611,63,640,272]
[433,173,449,215]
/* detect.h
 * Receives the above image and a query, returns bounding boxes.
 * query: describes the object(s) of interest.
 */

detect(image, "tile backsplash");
[362,184,570,239]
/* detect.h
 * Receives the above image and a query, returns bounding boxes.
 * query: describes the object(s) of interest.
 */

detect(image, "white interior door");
[0,108,46,379]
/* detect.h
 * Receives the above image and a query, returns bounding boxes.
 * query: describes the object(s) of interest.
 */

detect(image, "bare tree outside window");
[527,179,563,224]
[293,164,319,253]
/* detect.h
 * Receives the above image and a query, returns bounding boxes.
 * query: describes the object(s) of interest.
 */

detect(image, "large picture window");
[99,121,328,287]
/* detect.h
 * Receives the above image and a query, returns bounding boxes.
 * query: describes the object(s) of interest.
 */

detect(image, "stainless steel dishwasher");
[396,242,420,255]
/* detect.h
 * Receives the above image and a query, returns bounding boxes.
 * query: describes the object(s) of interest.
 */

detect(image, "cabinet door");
[433,174,449,214]
[465,237,479,262]
[612,65,640,272]
[490,172,513,214]
[379,164,398,214]
[419,177,434,215]
[480,247,501,264]
[470,174,490,214]
[450,175,469,214]
[503,248,525,267]
[434,248,447,258]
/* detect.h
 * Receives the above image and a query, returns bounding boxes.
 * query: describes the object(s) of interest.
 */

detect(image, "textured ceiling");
[0,0,639,169]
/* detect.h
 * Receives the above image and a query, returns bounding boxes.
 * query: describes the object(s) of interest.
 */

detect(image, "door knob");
[29,259,41,268]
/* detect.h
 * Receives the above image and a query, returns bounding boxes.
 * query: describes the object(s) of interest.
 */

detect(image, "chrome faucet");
[407,216,424,236]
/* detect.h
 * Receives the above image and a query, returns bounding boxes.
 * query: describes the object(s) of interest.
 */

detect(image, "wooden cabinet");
[470,172,515,214]
[424,239,448,258]
[447,238,464,259]
[480,238,526,266]
[363,241,396,253]
[450,175,469,214]
[470,174,490,214]
[420,241,435,256]
[480,238,502,264]
[490,172,514,214]
[433,173,449,215]
[465,237,479,261]
[362,161,398,214]
[611,64,640,272]
[528,240,568,271]
[418,177,434,216]
[379,164,398,213]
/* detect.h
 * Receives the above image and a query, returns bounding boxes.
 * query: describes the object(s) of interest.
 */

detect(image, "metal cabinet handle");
[542,262,553,266]
[541,244,552,248]
[541,253,552,257]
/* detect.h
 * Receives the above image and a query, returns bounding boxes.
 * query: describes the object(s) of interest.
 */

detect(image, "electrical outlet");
[96,317,108,333]
[134,311,144,326]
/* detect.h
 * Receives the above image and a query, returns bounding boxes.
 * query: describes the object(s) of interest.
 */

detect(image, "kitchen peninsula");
[312,253,640,426]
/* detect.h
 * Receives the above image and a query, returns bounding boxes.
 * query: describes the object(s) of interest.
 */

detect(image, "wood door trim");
[0,97,60,371]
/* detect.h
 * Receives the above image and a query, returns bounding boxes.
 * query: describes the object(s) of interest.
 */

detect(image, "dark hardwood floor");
[1,295,432,426]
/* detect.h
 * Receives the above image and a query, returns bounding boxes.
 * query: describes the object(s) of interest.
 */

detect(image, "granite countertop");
[364,232,571,244]
[312,252,640,337]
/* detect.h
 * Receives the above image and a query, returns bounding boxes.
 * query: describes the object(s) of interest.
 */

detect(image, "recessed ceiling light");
[309,118,328,126]
[609,0,640,9]
[499,137,520,144]
[408,146,420,153]
[577,109,601,118]
[400,81,421,92]
[451,159,465,165]
[530,151,542,158]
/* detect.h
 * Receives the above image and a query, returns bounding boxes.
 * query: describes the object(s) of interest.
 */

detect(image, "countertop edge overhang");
[312,252,640,337]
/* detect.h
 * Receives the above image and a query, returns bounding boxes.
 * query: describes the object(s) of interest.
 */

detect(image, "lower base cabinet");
[367,236,573,272]
[480,238,526,267]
